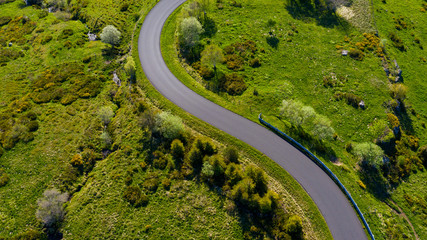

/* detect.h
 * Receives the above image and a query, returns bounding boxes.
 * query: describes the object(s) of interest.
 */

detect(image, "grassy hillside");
[0,0,332,239]
[161,0,427,239]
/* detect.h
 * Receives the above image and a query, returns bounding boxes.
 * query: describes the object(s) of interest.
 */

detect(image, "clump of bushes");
[389,32,406,51]
[57,28,74,40]
[220,73,247,95]
[333,92,363,108]
[349,48,364,60]
[0,168,10,187]
[123,186,149,207]
[249,58,261,68]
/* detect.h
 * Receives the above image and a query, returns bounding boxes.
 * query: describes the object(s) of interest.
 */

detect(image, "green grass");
[161,0,427,239]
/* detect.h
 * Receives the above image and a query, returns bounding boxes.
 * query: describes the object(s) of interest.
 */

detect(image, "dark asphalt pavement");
[138,0,369,239]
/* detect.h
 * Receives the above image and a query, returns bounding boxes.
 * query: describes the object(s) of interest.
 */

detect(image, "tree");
[171,139,185,167]
[124,57,136,81]
[36,189,69,228]
[154,112,184,140]
[98,106,114,126]
[179,17,203,50]
[224,146,239,163]
[266,19,276,34]
[201,44,224,82]
[389,83,408,101]
[100,25,121,48]
[353,142,384,168]
[311,115,334,140]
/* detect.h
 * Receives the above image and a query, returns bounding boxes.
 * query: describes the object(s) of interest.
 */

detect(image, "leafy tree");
[311,115,334,140]
[36,189,68,228]
[179,17,203,50]
[285,215,303,239]
[225,163,243,186]
[353,142,384,168]
[98,106,114,126]
[100,25,121,48]
[389,83,408,101]
[266,19,276,33]
[201,161,214,180]
[171,139,185,167]
[154,112,184,140]
[245,165,268,195]
[224,146,239,163]
[124,57,136,80]
[201,44,224,81]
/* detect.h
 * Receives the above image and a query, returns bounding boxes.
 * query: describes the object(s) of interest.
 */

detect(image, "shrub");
[389,32,406,51]
[353,142,384,168]
[82,56,91,63]
[349,48,364,60]
[188,147,203,170]
[225,163,243,187]
[143,176,159,192]
[41,35,52,45]
[418,145,427,166]
[245,165,268,195]
[0,16,11,26]
[171,139,185,167]
[124,57,136,80]
[389,83,408,101]
[224,146,239,163]
[225,54,244,70]
[221,73,247,95]
[162,178,171,190]
[249,58,261,68]
[153,152,169,170]
[154,112,184,140]
[75,38,85,47]
[36,189,69,228]
[123,186,148,207]
[57,28,74,40]
[27,120,39,132]
[98,106,114,126]
[179,17,203,50]
[194,137,217,156]
[100,25,121,47]
[285,215,303,239]
[0,168,9,187]
[120,2,129,11]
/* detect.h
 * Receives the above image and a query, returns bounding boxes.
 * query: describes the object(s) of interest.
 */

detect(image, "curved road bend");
[138,0,368,239]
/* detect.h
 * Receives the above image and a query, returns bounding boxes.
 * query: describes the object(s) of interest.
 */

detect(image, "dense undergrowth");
[0,0,330,239]
[162,0,427,239]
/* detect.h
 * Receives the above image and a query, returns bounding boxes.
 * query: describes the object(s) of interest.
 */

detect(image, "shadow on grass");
[395,104,414,135]
[266,35,279,49]
[285,2,351,30]
[359,164,390,201]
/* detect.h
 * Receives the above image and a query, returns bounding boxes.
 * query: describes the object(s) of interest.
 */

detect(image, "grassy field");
[0,0,333,239]
[161,0,427,239]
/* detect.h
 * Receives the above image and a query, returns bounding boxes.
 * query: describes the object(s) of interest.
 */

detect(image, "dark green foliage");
[123,186,149,207]
[153,150,169,170]
[81,148,102,173]
[0,48,24,63]
[0,168,10,187]
[82,56,91,63]
[0,16,11,26]
[333,92,363,108]
[143,174,159,192]
[419,145,427,166]
[389,32,406,51]
[221,73,247,95]
[225,163,243,187]
[249,58,261,68]
[188,146,203,170]
[161,178,171,190]
[194,137,216,156]
[348,48,364,60]
[75,38,85,47]
[225,54,244,70]
[245,165,268,196]
[224,146,239,163]
[41,35,52,45]
[27,120,39,132]
[171,139,185,168]
[57,28,74,40]
[0,16,36,46]
[120,3,129,12]
[201,17,217,37]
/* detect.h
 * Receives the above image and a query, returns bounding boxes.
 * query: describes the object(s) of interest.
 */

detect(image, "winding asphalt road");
[138,0,368,239]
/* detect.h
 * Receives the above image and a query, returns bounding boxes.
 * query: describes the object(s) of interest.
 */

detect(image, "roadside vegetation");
[162,0,427,239]
[0,0,331,239]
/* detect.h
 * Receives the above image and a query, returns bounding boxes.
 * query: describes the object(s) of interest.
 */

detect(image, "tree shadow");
[266,35,279,49]
[358,164,390,201]
[285,1,351,30]
[201,16,217,38]
[395,103,415,135]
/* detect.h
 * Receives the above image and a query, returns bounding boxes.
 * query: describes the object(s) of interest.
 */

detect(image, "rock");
[88,32,97,41]
[113,71,121,87]
[8,42,12,47]
[341,50,348,56]
[359,100,365,109]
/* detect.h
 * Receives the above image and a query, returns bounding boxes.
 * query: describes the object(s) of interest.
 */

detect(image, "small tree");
[154,112,184,140]
[353,142,384,168]
[224,146,239,163]
[201,44,224,82]
[124,57,136,81]
[389,83,408,101]
[179,17,203,50]
[36,189,69,228]
[311,115,335,140]
[266,19,276,34]
[171,139,185,167]
[100,25,121,48]
[98,106,114,126]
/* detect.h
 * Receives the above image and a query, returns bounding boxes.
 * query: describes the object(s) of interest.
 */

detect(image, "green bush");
[154,112,184,140]
[57,28,74,40]
[0,16,11,26]
[349,48,364,60]
[143,173,159,192]
[0,168,10,187]
[171,139,185,167]
[161,178,171,190]
[224,146,239,163]
[27,120,39,132]
[389,32,406,51]
[249,58,261,68]
[225,54,244,70]
[123,186,148,207]
[41,35,52,45]
[221,73,247,95]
